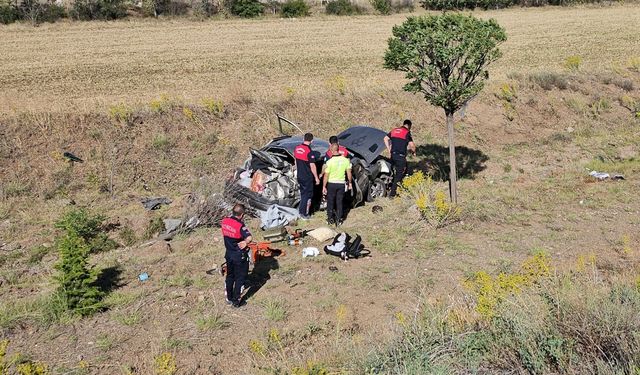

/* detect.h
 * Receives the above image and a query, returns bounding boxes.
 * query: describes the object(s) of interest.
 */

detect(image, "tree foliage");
[54,208,113,316]
[71,0,127,20]
[228,0,264,17]
[281,0,309,17]
[384,13,505,203]
[384,13,506,115]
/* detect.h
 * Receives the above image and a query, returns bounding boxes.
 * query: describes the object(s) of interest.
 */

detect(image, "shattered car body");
[225,136,329,211]
[336,125,394,204]
[225,119,394,212]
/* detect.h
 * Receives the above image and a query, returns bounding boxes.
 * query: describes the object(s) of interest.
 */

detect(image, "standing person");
[221,204,252,308]
[294,133,320,219]
[322,143,353,226]
[321,135,350,178]
[384,119,416,197]
[324,136,349,161]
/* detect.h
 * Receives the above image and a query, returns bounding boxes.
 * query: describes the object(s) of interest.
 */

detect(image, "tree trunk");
[446,112,458,204]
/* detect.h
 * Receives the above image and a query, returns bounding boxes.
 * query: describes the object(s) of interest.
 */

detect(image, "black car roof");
[265,135,330,156]
[337,126,387,164]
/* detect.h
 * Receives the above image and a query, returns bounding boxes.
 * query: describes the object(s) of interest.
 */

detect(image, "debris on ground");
[288,238,304,246]
[138,272,149,281]
[260,204,300,230]
[307,227,337,242]
[302,247,319,257]
[328,266,339,272]
[372,205,384,214]
[589,170,625,181]
[63,151,84,163]
[141,197,172,211]
[287,228,308,241]
[248,241,285,263]
[324,233,370,261]
[163,219,182,234]
[184,187,228,228]
[263,227,288,242]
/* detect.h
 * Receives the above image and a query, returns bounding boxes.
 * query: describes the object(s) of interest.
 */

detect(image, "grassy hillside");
[0,4,639,374]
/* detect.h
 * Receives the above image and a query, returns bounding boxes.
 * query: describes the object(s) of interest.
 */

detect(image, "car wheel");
[368,178,387,201]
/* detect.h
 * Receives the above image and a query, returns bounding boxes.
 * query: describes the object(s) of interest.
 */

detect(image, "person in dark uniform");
[384,119,416,197]
[294,133,320,219]
[221,204,252,308]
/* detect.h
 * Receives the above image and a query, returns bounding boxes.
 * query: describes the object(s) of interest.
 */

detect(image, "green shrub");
[370,0,391,14]
[281,0,309,17]
[420,0,610,9]
[326,0,361,15]
[72,0,127,20]
[0,1,18,24]
[420,0,510,10]
[38,2,67,22]
[13,0,67,24]
[54,209,108,316]
[55,208,118,253]
[227,0,263,17]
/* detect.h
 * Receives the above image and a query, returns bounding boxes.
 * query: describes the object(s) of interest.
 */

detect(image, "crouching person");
[221,204,252,308]
[322,143,353,226]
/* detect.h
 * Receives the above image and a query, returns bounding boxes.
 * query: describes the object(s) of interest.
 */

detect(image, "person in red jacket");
[221,204,252,308]
[324,136,349,161]
[294,133,320,219]
[384,119,416,197]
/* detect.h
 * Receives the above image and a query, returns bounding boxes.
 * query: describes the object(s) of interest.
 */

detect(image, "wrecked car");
[225,115,394,212]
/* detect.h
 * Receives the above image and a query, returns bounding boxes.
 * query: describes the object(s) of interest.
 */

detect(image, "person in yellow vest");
[322,143,353,226]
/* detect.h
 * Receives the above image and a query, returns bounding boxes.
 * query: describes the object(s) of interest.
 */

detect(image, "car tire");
[368,177,387,201]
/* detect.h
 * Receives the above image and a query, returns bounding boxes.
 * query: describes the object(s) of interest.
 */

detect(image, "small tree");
[384,13,506,203]
[54,208,109,316]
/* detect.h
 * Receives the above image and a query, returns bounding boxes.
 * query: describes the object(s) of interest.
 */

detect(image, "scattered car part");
[141,197,172,211]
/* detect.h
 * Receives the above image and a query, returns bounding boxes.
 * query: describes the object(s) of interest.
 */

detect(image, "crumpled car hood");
[337,126,387,165]
[265,136,330,157]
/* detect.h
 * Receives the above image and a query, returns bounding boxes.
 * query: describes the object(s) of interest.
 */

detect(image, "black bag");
[324,233,370,260]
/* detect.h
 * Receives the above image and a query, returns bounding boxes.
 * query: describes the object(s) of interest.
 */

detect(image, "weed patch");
[563,55,582,71]
[400,171,461,228]
[528,72,568,91]
[154,352,177,375]
[262,298,288,322]
[196,313,229,331]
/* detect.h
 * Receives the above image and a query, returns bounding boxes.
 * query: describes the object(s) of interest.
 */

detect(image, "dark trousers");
[390,154,407,197]
[225,251,249,303]
[326,182,345,222]
[298,178,314,217]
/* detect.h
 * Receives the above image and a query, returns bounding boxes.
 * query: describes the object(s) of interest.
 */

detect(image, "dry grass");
[0,5,639,112]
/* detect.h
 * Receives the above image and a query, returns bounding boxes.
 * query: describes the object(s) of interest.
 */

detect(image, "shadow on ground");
[242,257,280,302]
[409,144,489,181]
[95,265,124,294]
